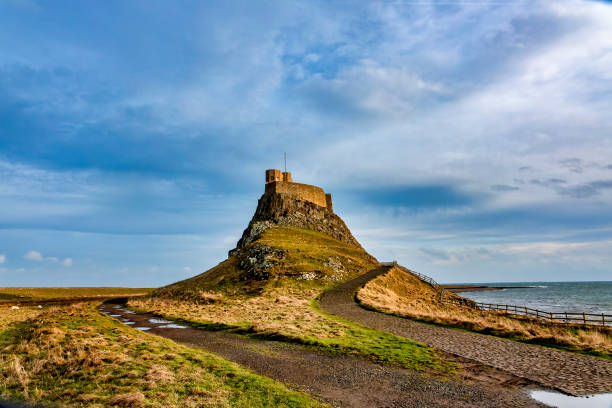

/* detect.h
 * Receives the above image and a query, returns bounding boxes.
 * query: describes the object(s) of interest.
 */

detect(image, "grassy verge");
[0,303,327,408]
[0,287,153,300]
[357,266,612,360]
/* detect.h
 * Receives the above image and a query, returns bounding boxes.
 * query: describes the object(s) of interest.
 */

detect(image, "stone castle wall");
[265,181,328,208]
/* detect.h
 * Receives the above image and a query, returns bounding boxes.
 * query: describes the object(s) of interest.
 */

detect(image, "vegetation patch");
[357,266,612,359]
[0,303,327,408]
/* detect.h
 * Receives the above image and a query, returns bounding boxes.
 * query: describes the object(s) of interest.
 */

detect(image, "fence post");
[583,312,586,325]
[602,313,605,326]
[525,306,528,316]
[549,312,553,322]
[565,312,568,324]
[536,310,539,319]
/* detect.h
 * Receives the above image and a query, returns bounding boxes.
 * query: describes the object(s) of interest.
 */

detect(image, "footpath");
[319,267,612,396]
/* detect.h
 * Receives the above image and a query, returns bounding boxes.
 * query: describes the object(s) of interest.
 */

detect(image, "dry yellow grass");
[0,287,152,300]
[134,227,380,340]
[357,267,612,356]
[131,285,353,340]
[0,303,326,408]
[0,306,43,331]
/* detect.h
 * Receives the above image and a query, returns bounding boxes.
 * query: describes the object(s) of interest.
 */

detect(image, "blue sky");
[1,0,612,286]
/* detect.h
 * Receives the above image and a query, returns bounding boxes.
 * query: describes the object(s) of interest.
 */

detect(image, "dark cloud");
[531,178,612,199]
[559,158,584,173]
[530,178,567,187]
[420,247,452,261]
[557,184,599,199]
[518,166,532,172]
[490,184,519,192]
[351,184,481,210]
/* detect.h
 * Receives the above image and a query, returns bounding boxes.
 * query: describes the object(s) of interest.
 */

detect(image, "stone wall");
[265,181,327,208]
[325,193,333,213]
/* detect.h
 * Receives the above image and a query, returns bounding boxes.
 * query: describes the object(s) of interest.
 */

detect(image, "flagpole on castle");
[284,152,287,173]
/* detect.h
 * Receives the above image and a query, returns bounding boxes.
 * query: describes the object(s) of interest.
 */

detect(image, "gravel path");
[319,267,612,396]
[99,303,544,408]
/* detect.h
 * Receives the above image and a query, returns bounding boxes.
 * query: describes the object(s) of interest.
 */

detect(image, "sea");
[452,281,612,316]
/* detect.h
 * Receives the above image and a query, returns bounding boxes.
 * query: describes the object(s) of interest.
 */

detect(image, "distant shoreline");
[441,285,533,293]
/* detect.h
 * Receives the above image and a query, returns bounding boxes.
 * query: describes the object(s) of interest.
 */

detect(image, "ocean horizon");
[446,281,612,316]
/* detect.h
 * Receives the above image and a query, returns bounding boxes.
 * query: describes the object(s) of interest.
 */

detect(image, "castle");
[264,169,333,213]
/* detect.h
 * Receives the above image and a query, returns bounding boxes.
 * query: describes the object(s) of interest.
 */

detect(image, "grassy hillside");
[131,227,456,373]
[358,266,612,358]
[153,226,379,299]
[0,303,327,408]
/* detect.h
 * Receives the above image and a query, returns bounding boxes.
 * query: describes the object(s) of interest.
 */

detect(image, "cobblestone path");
[319,267,612,396]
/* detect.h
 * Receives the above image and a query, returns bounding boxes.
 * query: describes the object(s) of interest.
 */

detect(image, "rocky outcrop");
[229,191,363,257]
[237,244,286,281]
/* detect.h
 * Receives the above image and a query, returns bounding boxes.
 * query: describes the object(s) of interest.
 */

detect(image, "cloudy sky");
[1,0,612,286]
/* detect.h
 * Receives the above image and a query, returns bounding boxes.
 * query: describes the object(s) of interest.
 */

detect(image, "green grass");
[0,287,153,300]
[0,303,327,408]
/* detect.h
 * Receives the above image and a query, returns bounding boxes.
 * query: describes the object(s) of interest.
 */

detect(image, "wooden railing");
[444,296,612,327]
[382,261,446,300]
[382,261,611,328]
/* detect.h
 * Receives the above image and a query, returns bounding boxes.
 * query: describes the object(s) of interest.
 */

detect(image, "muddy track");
[319,266,612,396]
[99,303,544,408]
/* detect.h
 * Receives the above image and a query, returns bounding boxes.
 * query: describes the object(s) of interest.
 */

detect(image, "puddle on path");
[125,322,135,325]
[135,327,151,331]
[157,324,188,329]
[530,390,612,408]
[148,318,171,324]
[109,314,121,317]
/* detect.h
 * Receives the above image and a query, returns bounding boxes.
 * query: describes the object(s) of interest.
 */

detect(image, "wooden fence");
[445,294,611,327]
[384,261,612,328]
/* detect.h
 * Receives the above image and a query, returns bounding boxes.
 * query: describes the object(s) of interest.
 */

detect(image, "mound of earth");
[357,266,466,314]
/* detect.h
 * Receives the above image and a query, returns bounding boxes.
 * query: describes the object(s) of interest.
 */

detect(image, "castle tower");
[263,169,332,213]
[265,169,283,183]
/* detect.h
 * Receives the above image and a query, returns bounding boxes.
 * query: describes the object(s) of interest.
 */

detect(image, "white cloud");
[24,250,43,261]
[45,257,58,262]
[62,258,73,267]
[183,266,192,272]
[0,254,5,264]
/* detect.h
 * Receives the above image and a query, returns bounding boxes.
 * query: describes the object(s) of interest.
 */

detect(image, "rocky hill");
[152,190,378,299]
[229,190,363,256]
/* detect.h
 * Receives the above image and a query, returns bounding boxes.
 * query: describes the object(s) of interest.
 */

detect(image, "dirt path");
[319,267,612,396]
[99,303,543,408]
